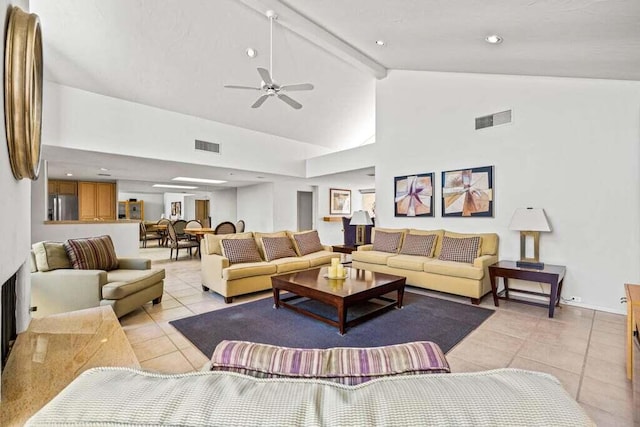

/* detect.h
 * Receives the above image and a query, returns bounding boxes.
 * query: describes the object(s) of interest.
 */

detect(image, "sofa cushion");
[103,269,166,299]
[210,340,449,385]
[222,262,277,280]
[372,231,403,253]
[438,236,481,264]
[221,238,263,264]
[352,250,396,265]
[290,230,324,256]
[444,231,498,256]
[387,254,428,272]
[203,232,254,256]
[423,259,484,280]
[262,237,298,261]
[64,235,119,271]
[269,258,311,273]
[32,241,71,272]
[300,250,341,268]
[399,234,437,257]
[254,231,289,259]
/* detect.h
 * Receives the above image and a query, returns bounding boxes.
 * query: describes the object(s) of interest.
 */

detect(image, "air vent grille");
[195,139,220,154]
[475,110,512,130]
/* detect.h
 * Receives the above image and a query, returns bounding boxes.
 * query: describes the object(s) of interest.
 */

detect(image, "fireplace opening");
[2,272,17,371]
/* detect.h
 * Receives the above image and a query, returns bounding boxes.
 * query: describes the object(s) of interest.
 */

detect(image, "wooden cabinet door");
[78,182,97,220]
[48,180,58,195]
[96,183,115,220]
[57,181,77,196]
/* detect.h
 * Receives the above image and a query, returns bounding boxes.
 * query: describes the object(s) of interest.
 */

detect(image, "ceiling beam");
[237,0,387,79]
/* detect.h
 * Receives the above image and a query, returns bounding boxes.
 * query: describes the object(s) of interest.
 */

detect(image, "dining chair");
[235,219,245,233]
[214,221,236,234]
[157,218,171,246]
[139,222,162,248]
[173,219,189,240]
[167,222,199,260]
[185,220,202,241]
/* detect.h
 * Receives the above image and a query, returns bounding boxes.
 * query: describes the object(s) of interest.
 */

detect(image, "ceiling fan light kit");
[224,10,313,109]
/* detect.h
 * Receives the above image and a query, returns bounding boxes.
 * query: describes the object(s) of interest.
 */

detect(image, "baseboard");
[561,300,625,315]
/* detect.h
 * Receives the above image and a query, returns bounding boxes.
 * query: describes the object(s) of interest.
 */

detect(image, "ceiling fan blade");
[257,67,273,85]
[224,85,261,90]
[280,83,314,92]
[277,94,302,110]
[251,95,270,108]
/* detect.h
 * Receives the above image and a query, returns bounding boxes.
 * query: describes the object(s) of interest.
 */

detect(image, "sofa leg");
[224,297,233,304]
[202,285,209,292]
[470,298,480,305]
[152,296,162,305]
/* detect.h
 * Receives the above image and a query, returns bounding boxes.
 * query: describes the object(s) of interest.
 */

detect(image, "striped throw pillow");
[221,238,263,264]
[438,236,481,264]
[373,231,402,253]
[399,234,437,257]
[262,237,298,261]
[293,231,324,256]
[63,235,119,271]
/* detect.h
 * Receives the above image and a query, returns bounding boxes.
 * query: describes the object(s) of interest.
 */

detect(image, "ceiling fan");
[224,10,313,110]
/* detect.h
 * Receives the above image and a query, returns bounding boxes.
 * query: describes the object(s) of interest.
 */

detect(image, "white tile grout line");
[575,309,595,404]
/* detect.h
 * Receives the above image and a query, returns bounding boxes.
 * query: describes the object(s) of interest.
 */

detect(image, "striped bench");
[210,340,450,385]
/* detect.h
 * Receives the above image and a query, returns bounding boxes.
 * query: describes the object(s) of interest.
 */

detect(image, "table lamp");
[509,207,551,269]
[350,210,373,246]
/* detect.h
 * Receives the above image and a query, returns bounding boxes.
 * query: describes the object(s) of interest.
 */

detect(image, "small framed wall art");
[394,173,434,217]
[441,166,494,217]
[329,188,351,215]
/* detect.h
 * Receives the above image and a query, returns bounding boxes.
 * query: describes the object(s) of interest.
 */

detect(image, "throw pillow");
[221,238,263,264]
[262,237,298,261]
[63,235,119,271]
[399,234,437,257]
[438,236,481,264]
[32,241,71,272]
[373,231,402,253]
[293,230,324,256]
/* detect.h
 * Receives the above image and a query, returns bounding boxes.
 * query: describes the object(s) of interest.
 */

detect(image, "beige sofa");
[200,231,341,303]
[30,244,165,318]
[352,228,499,304]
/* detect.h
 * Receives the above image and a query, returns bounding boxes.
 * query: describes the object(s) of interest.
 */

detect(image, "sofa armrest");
[117,258,151,270]
[201,252,231,283]
[357,244,374,251]
[323,245,333,252]
[473,255,499,269]
[31,269,109,318]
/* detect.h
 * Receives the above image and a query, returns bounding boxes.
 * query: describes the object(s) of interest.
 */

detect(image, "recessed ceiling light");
[66,173,73,176]
[485,35,503,44]
[152,184,198,189]
[375,40,385,46]
[172,177,227,184]
[246,47,257,58]
[100,168,109,171]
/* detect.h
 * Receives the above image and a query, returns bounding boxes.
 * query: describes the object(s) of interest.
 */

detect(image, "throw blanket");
[27,367,594,427]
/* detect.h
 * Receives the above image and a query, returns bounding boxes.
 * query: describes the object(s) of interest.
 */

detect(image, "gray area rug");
[170,291,494,358]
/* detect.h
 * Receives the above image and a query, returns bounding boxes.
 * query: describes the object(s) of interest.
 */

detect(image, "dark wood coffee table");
[271,267,406,334]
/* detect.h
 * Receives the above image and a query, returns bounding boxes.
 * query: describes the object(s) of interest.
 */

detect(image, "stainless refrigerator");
[48,194,79,221]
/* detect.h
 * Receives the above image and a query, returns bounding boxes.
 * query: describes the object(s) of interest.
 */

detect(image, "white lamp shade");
[350,210,373,226]
[509,208,551,232]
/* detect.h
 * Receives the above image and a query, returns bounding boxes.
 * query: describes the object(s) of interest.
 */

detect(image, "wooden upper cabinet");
[78,181,115,220]
[48,180,77,196]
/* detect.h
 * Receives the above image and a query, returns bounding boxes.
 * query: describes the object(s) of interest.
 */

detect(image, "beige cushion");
[254,231,289,259]
[30,251,37,273]
[387,254,428,272]
[203,232,254,256]
[351,250,396,265]
[300,251,341,268]
[103,269,166,299]
[443,231,498,256]
[223,262,277,281]
[408,229,444,257]
[423,259,484,280]
[270,258,311,273]
[32,241,71,272]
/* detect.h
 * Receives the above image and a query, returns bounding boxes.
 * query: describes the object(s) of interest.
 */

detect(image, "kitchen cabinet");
[118,201,144,220]
[78,181,116,220]
[48,180,77,196]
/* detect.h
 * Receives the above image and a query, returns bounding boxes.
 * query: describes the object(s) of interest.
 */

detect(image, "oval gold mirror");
[5,6,43,180]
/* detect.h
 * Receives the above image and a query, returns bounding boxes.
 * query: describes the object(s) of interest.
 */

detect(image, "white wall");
[306,144,376,177]
[118,192,164,221]
[272,181,316,232]
[315,184,366,246]
[164,193,185,219]
[210,189,237,227]
[237,183,274,232]
[43,83,330,178]
[377,70,640,313]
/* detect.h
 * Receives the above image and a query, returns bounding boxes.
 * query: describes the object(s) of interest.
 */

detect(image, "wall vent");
[195,139,220,154]
[475,110,512,130]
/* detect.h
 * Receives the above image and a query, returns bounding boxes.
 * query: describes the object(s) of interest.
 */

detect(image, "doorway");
[297,191,313,231]
[195,199,210,227]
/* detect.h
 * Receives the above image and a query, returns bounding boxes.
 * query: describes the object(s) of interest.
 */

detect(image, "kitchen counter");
[43,219,140,224]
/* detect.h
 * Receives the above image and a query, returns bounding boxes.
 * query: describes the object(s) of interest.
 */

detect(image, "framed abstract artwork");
[394,173,434,217]
[441,166,494,217]
[329,188,351,215]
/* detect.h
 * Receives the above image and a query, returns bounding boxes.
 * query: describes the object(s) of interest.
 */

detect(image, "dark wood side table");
[331,245,358,254]
[488,261,566,318]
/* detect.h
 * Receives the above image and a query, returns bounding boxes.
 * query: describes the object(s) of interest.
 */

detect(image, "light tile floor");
[120,246,635,426]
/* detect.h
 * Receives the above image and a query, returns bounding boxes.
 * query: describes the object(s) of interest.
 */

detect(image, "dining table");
[184,228,217,256]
